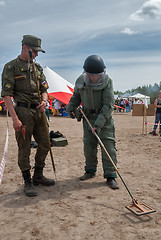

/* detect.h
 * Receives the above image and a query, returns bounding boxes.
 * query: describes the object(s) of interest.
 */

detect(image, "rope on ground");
[0,111,9,184]
[145,122,161,125]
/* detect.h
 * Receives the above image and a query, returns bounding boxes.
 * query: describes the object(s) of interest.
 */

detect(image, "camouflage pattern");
[1,57,48,103]
[22,35,45,53]
[15,106,50,171]
[67,74,117,178]
[1,57,49,172]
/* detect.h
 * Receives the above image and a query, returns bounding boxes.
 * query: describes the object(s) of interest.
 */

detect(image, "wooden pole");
[142,105,145,134]
[145,105,147,135]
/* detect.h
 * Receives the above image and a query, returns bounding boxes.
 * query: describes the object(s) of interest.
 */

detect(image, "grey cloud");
[130,0,161,20]
[1,0,161,92]
[0,1,5,6]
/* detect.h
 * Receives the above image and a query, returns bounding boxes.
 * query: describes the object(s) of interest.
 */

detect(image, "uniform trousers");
[153,112,161,132]
[15,106,50,172]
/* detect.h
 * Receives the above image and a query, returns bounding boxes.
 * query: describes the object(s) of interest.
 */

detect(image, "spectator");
[115,98,119,112]
[149,90,161,136]
[45,101,51,121]
[119,99,125,112]
[53,99,61,116]
[59,104,67,116]
[125,98,130,112]
[129,99,132,112]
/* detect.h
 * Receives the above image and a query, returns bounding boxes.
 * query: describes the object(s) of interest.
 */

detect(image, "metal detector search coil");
[126,200,156,216]
[79,107,156,217]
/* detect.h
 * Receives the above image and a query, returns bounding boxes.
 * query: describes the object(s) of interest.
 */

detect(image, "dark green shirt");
[1,56,48,104]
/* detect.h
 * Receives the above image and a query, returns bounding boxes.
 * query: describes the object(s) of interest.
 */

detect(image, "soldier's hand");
[92,127,97,135]
[69,111,75,119]
[37,101,46,112]
[13,118,22,132]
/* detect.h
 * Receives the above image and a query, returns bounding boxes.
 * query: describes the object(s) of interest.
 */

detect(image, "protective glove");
[69,111,76,119]
[75,107,82,122]
[94,125,101,135]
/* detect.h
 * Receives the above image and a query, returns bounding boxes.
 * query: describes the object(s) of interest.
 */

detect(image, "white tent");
[43,66,74,105]
[130,93,150,104]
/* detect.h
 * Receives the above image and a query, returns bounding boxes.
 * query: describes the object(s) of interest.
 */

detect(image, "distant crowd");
[114,98,144,113]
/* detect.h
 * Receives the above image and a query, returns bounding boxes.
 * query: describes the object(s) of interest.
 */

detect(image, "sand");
[0,112,161,240]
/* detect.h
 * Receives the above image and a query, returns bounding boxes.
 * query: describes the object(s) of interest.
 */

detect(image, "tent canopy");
[0,100,4,105]
[130,93,150,104]
[43,66,74,105]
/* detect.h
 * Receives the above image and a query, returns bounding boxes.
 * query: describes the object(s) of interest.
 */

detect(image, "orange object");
[126,199,156,216]
[21,125,26,139]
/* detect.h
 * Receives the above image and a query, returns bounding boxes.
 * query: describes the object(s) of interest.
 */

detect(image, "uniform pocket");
[14,75,27,91]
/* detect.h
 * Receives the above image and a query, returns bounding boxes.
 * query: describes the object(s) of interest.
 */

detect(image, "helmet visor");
[83,71,106,86]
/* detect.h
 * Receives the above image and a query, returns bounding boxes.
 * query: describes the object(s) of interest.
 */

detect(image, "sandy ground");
[0,112,161,240]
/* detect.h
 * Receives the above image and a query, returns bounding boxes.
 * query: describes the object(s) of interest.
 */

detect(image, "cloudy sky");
[0,0,161,92]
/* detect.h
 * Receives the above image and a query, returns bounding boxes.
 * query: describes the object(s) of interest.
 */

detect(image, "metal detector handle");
[29,50,56,174]
[79,107,134,200]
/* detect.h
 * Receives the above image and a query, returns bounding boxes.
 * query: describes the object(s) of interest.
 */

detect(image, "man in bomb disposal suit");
[1,35,55,197]
[67,55,119,189]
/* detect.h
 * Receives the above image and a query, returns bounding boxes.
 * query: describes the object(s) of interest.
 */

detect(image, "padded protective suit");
[67,74,117,178]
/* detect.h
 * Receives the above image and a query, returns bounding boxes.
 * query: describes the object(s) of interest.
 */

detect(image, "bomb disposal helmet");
[83,55,106,74]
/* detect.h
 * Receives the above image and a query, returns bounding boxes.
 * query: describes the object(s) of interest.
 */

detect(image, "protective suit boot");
[32,167,55,186]
[79,172,95,181]
[22,170,37,197]
[106,177,119,190]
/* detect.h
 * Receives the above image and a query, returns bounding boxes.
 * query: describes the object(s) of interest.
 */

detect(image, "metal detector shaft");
[29,50,57,177]
[79,108,134,201]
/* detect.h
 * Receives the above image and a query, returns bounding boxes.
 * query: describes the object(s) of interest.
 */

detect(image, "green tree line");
[114,81,161,103]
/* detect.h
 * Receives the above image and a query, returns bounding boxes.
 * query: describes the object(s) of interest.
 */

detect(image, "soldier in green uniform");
[1,35,55,197]
[67,55,119,189]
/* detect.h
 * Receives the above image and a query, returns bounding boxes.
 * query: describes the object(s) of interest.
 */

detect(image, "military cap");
[22,35,45,53]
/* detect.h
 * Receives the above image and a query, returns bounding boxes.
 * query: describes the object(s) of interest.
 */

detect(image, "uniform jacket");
[1,56,48,104]
[67,74,115,130]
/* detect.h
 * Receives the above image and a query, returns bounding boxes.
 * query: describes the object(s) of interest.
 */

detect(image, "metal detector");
[79,108,156,216]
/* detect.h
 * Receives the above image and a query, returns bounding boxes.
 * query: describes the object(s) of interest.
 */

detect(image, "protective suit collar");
[83,71,106,87]
[75,74,109,90]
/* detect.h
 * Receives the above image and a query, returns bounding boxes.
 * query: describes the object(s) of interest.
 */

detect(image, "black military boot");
[32,167,55,186]
[22,170,37,197]
[106,177,119,190]
[79,172,95,181]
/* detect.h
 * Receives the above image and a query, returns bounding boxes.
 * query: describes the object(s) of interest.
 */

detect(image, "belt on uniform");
[83,108,100,115]
[17,102,39,108]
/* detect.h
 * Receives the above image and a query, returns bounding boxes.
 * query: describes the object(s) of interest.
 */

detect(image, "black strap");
[83,108,100,115]
[17,102,38,108]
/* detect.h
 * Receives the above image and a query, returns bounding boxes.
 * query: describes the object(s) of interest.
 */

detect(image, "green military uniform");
[67,74,117,179]
[1,56,49,172]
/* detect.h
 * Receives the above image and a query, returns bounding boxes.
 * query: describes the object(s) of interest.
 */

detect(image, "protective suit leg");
[84,141,98,173]
[101,139,117,178]
[83,118,98,173]
[99,119,117,178]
